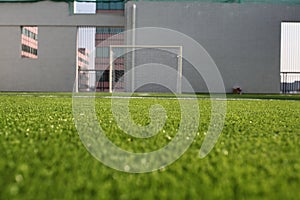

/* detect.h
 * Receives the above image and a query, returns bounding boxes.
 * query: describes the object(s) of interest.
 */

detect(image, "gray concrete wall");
[125,2,300,93]
[0,26,76,91]
[0,1,124,92]
[0,1,124,26]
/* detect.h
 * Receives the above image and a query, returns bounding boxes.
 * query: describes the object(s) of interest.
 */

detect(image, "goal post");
[109,45,183,94]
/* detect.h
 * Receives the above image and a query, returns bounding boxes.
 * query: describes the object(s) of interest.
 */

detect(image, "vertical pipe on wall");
[109,46,113,93]
[177,46,183,94]
[75,27,79,93]
[68,2,74,16]
[131,4,136,92]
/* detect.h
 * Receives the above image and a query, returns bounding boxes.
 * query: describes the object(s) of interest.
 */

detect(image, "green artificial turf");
[0,93,300,199]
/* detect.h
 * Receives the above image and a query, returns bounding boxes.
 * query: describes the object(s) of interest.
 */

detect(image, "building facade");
[78,48,90,91]
[0,0,300,93]
[21,26,38,59]
[125,1,300,93]
[94,1,125,92]
[0,1,123,92]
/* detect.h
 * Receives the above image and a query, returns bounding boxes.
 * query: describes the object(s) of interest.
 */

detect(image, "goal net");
[109,45,182,94]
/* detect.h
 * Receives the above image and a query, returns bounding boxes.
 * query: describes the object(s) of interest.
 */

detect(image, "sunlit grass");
[0,93,300,199]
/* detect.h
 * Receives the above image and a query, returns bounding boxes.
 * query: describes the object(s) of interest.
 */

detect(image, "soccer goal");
[109,45,183,94]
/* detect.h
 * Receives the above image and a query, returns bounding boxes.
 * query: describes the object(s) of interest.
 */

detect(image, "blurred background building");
[0,0,300,93]
[21,26,38,59]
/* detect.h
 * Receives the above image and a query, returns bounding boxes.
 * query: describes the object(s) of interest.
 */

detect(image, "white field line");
[0,93,299,101]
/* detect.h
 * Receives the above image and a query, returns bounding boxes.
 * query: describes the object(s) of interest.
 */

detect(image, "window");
[78,57,89,65]
[96,27,124,35]
[96,1,124,11]
[96,47,109,58]
[114,70,124,82]
[97,70,109,82]
[21,26,38,59]
[74,2,96,14]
